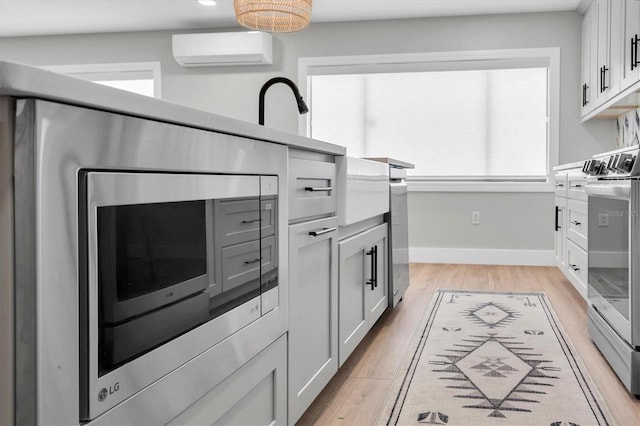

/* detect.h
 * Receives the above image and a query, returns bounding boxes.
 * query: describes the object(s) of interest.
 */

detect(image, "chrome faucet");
[258,77,309,126]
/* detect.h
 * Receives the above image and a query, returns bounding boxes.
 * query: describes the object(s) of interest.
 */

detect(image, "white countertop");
[0,60,345,156]
[553,161,585,172]
[364,157,415,169]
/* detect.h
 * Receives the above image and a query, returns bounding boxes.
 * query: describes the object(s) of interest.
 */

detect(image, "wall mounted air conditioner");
[172,32,273,67]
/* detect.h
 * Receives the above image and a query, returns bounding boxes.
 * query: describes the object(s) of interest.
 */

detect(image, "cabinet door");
[581,6,595,115]
[621,0,640,90]
[338,223,388,367]
[168,335,287,426]
[288,217,338,424]
[554,197,567,271]
[338,233,369,367]
[365,226,388,327]
[594,0,620,104]
[595,0,609,105]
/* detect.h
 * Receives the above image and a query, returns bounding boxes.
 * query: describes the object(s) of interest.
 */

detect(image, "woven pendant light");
[234,0,312,33]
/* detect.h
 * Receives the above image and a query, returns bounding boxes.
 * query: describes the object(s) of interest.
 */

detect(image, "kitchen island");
[0,60,346,426]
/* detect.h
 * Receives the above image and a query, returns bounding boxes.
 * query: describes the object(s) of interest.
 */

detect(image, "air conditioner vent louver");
[172,32,273,67]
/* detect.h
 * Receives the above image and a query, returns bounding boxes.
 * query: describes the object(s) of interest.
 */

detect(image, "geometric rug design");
[379,290,612,425]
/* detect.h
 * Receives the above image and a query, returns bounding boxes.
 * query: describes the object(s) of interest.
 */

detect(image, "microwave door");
[83,172,263,419]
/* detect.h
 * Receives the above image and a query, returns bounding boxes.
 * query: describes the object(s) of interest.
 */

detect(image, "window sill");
[408,180,554,193]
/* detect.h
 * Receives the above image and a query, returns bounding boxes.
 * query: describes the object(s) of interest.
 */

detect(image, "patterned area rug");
[379,290,612,425]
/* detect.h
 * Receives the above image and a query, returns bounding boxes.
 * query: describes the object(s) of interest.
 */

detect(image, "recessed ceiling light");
[198,0,217,6]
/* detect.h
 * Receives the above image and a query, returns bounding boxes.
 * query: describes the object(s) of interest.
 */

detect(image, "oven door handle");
[585,182,631,200]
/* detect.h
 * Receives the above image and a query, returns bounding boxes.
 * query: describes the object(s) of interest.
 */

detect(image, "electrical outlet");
[598,213,609,227]
[471,211,480,225]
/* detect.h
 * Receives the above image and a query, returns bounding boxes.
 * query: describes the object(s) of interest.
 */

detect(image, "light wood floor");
[297,263,640,425]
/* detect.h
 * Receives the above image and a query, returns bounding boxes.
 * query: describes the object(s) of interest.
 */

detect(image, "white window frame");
[299,48,560,193]
[42,62,162,99]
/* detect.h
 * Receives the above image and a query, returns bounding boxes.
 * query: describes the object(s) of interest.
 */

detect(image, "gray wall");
[0,11,617,259]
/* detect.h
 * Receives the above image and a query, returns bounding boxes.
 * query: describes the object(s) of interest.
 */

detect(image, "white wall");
[0,11,617,265]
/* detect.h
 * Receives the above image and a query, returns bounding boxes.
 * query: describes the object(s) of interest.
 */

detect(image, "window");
[42,62,161,98]
[300,49,559,192]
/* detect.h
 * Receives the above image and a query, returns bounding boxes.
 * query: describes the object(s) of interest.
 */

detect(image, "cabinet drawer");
[289,158,336,222]
[220,235,276,292]
[567,199,588,250]
[215,197,276,247]
[555,173,568,197]
[568,177,587,201]
[566,239,588,298]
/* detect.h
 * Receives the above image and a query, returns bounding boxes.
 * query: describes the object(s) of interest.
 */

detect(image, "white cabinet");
[554,164,589,300]
[286,149,338,423]
[593,0,622,106]
[288,216,338,424]
[582,5,596,114]
[581,0,632,118]
[620,0,640,90]
[338,223,387,367]
[169,334,287,426]
[555,196,567,270]
[565,187,589,299]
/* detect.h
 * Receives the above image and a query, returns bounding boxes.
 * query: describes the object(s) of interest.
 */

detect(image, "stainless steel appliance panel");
[0,97,14,426]
[389,180,409,308]
[586,180,640,346]
[588,305,640,393]
[13,99,289,425]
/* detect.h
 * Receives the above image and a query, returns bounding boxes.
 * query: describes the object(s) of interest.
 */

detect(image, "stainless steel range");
[584,145,640,395]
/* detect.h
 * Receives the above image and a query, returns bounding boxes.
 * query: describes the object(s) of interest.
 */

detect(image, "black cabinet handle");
[366,246,377,291]
[555,206,561,231]
[632,36,636,71]
[244,257,263,265]
[305,186,333,192]
[600,66,609,92]
[583,83,589,106]
[308,227,337,237]
[241,218,260,224]
[570,220,581,226]
[569,264,580,272]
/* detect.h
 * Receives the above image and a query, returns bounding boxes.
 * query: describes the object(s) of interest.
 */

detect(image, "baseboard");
[409,247,555,266]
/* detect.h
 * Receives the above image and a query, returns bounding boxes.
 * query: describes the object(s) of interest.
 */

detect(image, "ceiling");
[0,0,586,38]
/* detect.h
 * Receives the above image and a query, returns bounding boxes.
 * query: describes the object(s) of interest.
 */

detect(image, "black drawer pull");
[241,218,260,224]
[569,264,580,272]
[244,257,263,265]
[305,186,333,192]
[571,184,583,188]
[570,220,581,226]
[309,227,337,237]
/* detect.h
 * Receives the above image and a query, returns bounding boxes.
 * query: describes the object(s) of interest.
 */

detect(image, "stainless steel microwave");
[79,171,279,420]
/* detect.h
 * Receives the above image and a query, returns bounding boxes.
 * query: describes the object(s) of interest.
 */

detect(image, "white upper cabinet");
[621,0,640,91]
[594,0,621,105]
[581,5,596,115]
[582,0,640,119]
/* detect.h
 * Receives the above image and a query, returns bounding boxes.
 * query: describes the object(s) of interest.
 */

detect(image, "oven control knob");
[585,159,601,175]
[621,155,636,173]
[598,160,608,174]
